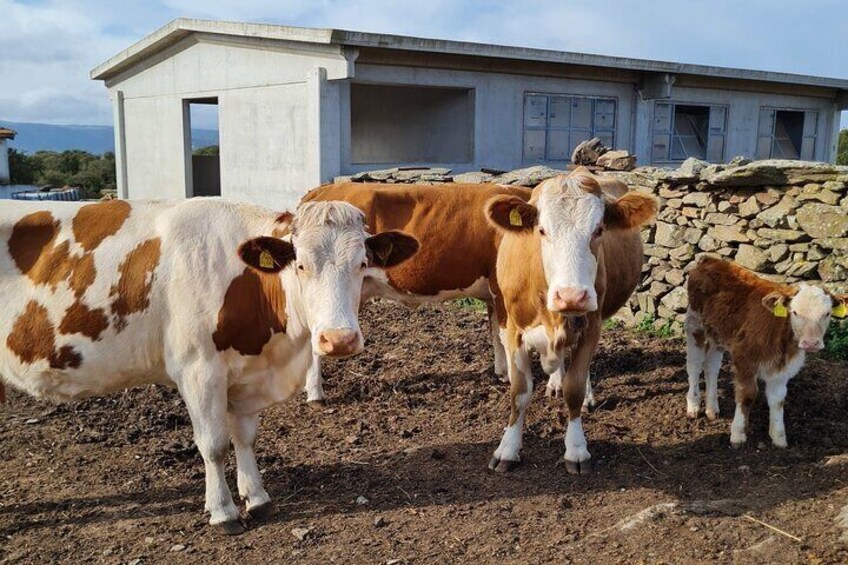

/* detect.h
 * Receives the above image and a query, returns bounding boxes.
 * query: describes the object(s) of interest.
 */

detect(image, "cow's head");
[486,168,657,315]
[763,286,848,352]
[239,201,419,358]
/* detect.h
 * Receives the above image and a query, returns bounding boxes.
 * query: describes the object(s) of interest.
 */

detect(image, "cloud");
[0,0,846,127]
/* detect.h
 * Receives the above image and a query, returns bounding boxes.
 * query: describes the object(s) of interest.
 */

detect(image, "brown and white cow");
[0,198,417,533]
[484,169,658,474]
[685,256,847,448]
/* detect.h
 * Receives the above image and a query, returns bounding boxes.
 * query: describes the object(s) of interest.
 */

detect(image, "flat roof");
[91,18,848,93]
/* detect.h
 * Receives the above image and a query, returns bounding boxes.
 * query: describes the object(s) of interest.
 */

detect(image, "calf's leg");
[487,302,508,380]
[730,369,758,448]
[685,331,706,418]
[304,353,326,408]
[490,326,533,472]
[177,362,242,533]
[228,412,275,519]
[703,346,723,420]
[765,377,790,448]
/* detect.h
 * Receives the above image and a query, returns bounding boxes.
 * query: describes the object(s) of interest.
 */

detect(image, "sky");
[1,0,846,128]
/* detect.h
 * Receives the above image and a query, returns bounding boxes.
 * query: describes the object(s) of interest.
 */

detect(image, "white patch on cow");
[788,285,833,352]
[535,176,605,313]
[582,370,595,410]
[564,416,591,463]
[493,343,533,463]
[304,353,324,403]
[685,321,706,418]
[729,403,747,446]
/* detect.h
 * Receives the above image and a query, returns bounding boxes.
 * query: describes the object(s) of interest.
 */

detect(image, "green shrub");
[824,319,848,360]
[454,297,487,312]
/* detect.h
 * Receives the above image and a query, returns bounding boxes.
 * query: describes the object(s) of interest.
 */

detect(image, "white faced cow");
[0,198,418,533]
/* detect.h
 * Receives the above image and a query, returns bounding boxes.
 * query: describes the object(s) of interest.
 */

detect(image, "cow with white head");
[0,198,418,534]
[485,168,657,474]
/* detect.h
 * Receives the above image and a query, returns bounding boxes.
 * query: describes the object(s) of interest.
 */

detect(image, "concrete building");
[91,19,848,208]
[0,127,16,185]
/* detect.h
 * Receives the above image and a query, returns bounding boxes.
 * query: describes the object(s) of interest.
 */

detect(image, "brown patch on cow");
[110,238,161,332]
[271,212,294,238]
[72,200,132,251]
[6,300,82,369]
[68,252,97,298]
[213,268,287,356]
[59,301,109,341]
[604,192,659,231]
[8,211,99,298]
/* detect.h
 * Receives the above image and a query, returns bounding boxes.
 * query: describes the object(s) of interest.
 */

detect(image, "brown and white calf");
[0,198,417,533]
[485,169,658,473]
[685,256,847,448]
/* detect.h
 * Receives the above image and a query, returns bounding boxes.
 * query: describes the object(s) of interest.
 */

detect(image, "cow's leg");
[228,412,275,519]
[489,327,533,473]
[562,316,600,475]
[582,370,595,412]
[685,329,706,418]
[178,363,242,534]
[730,368,758,448]
[765,376,789,448]
[545,364,564,398]
[703,346,724,420]
[304,353,326,408]
[487,302,508,380]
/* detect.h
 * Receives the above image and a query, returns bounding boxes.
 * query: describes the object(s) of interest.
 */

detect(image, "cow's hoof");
[306,400,327,411]
[247,501,279,521]
[730,439,746,450]
[213,520,246,536]
[564,458,592,475]
[581,401,594,414]
[545,386,563,399]
[686,407,700,419]
[705,409,719,421]
[488,456,520,473]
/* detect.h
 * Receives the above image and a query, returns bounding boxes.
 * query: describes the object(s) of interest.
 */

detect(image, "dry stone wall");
[336,158,848,333]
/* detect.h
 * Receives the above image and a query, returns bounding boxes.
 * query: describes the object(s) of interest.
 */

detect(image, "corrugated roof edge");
[91,18,848,93]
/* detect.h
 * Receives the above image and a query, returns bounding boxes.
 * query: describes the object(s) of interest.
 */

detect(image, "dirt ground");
[2,302,848,564]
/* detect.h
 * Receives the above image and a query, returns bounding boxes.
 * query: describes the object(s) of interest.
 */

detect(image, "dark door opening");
[185,98,220,197]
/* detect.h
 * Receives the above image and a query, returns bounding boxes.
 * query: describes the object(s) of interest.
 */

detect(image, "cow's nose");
[318,329,361,357]
[800,339,823,352]
[552,288,589,313]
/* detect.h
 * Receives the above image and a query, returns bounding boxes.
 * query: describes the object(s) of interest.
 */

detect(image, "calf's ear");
[830,293,848,319]
[366,230,420,268]
[762,292,790,317]
[238,237,296,273]
[604,192,659,231]
[486,195,538,233]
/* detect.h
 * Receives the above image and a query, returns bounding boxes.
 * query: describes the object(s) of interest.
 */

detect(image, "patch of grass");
[603,318,624,330]
[454,298,488,312]
[824,319,848,361]
[635,313,679,339]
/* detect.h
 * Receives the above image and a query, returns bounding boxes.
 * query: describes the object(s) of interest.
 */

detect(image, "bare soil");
[2,302,847,564]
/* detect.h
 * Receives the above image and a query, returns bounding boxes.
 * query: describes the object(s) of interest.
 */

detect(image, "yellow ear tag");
[259,250,275,270]
[832,302,847,319]
[773,303,788,318]
[509,208,523,227]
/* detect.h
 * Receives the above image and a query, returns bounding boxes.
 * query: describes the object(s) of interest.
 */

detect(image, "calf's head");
[238,201,418,358]
[487,169,657,315]
[763,286,848,352]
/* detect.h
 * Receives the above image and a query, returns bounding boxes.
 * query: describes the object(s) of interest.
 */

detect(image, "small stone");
[755,195,797,228]
[655,222,688,248]
[755,190,781,206]
[705,212,736,226]
[755,228,807,242]
[797,203,848,238]
[669,244,695,262]
[717,201,734,213]
[169,544,186,552]
[697,234,719,252]
[596,150,636,171]
[738,196,761,218]
[665,198,683,209]
[738,465,751,473]
[661,287,688,313]
[356,495,370,505]
[25,418,40,425]
[665,269,685,286]
[682,193,712,207]
[690,526,700,532]
[129,560,143,565]
[767,244,789,263]
[291,527,312,541]
[735,245,768,272]
[708,225,749,243]
[374,516,387,528]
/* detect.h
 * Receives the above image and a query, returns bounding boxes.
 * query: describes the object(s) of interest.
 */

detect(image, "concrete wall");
[340,64,637,176]
[0,140,9,184]
[106,35,350,207]
[632,86,839,166]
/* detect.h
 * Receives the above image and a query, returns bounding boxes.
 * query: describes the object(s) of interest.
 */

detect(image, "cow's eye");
[538,227,546,237]
[593,226,605,239]
[296,263,305,272]
[360,261,368,269]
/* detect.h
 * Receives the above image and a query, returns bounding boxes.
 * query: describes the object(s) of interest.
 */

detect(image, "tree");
[8,148,39,184]
[838,128,848,166]
[193,145,219,156]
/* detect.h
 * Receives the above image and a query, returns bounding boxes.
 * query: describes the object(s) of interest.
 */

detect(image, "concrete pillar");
[307,67,342,185]
[112,90,129,198]
[0,139,9,184]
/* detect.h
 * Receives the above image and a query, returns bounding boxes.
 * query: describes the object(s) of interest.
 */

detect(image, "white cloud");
[0,0,846,126]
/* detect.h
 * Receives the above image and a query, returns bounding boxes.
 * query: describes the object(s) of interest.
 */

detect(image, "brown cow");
[484,169,657,474]
[685,256,847,447]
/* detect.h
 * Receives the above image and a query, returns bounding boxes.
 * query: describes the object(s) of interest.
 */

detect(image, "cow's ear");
[238,237,295,274]
[366,230,419,268]
[486,195,538,233]
[604,192,658,231]
[762,292,790,317]
[830,293,848,319]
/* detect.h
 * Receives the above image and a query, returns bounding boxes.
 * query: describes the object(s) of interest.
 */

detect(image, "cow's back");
[0,198,278,401]
[305,182,531,297]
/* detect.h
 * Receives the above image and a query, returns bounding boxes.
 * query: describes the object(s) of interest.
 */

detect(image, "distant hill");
[0,121,219,154]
